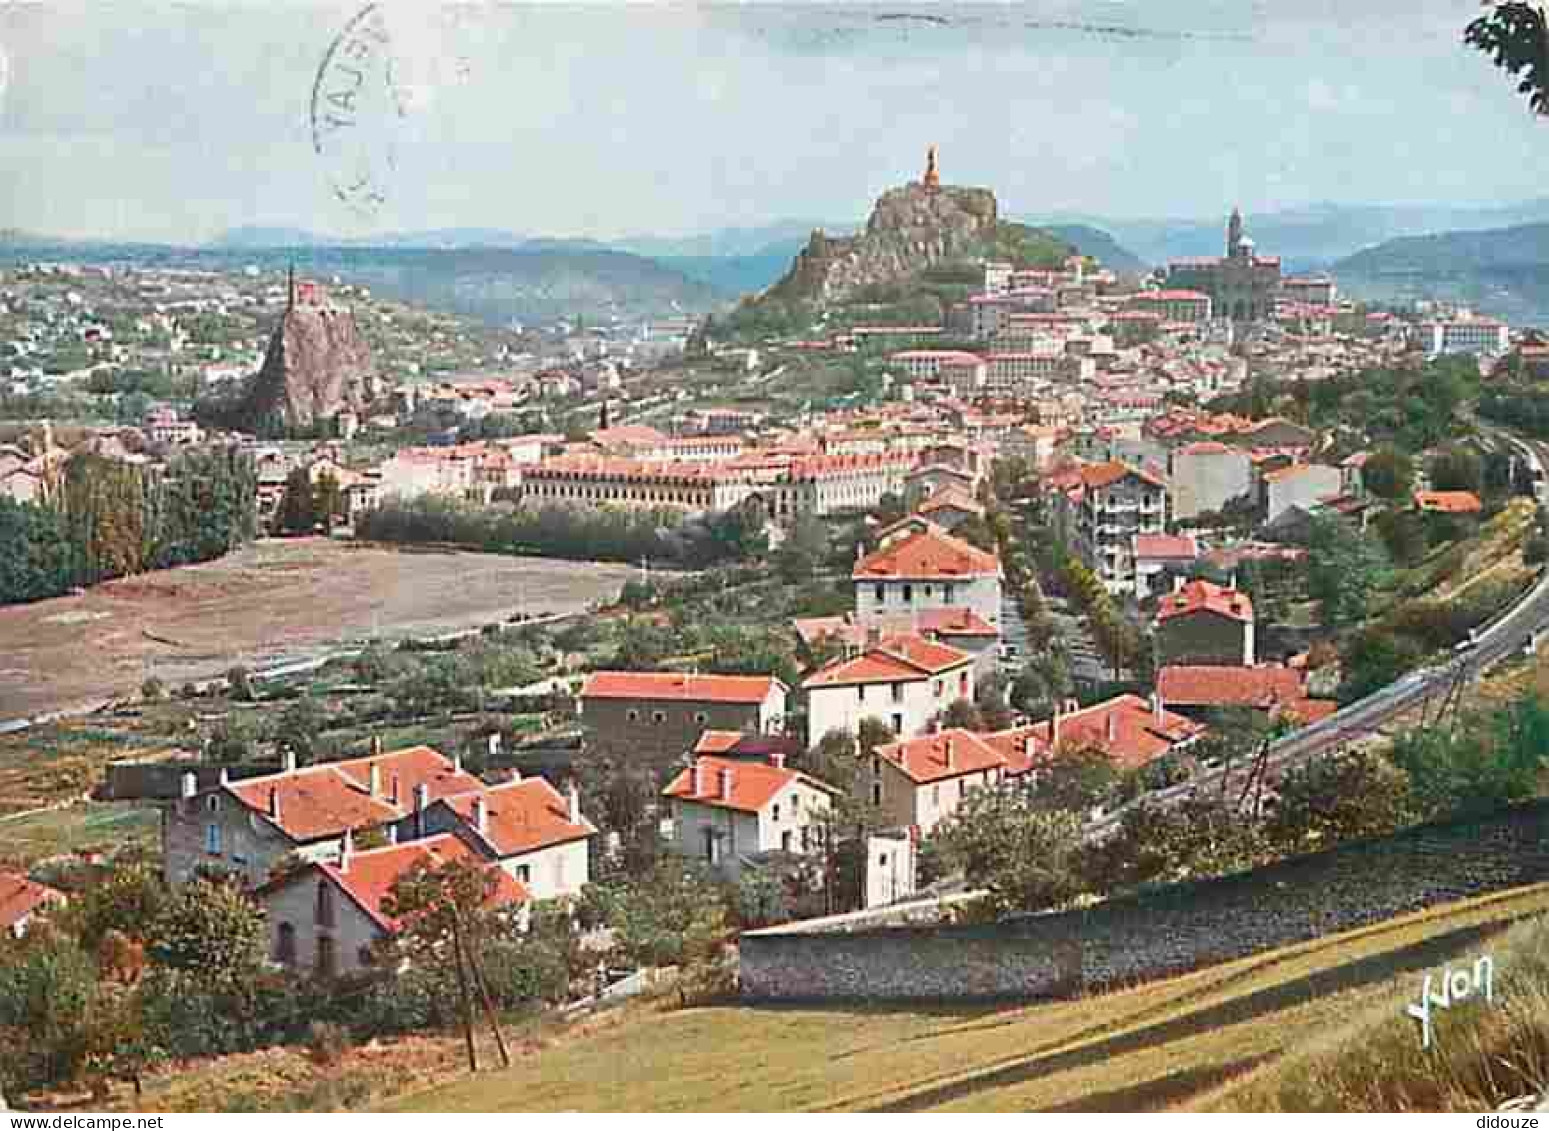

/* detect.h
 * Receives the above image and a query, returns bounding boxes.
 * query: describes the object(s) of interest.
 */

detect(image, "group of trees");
[928,687,1549,918]
[0,447,258,605]
[356,495,767,570]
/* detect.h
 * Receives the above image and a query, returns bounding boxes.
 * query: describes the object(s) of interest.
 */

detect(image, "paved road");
[1086,432,1549,840]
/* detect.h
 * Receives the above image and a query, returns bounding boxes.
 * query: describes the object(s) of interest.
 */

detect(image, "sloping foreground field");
[389,884,1549,1113]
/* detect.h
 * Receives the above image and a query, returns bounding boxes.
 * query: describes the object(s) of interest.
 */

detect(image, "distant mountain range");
[1333,222,1549,327]
[1037,224,1148,274]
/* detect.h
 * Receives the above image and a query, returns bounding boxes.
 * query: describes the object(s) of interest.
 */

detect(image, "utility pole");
[449,912,479,1073]
[455,906,511,1069]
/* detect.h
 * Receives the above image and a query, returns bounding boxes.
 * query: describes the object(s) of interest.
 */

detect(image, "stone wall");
[739,801,1549,1002]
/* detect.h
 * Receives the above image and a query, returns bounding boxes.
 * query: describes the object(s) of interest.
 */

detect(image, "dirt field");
[0,538,638,721]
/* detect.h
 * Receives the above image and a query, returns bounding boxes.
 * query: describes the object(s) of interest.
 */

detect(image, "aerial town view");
[6,0,1549,1117]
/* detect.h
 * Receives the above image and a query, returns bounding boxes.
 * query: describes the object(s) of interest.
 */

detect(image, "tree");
[929,787,1089,914]
[1268,747,1417,852]
[1466,3,1549,116]
[1339,629,1424,703]
[1307,512,1390,628]
[601,857,731,975]
[774,515,828,585]
[1029,741,1122,814]
[1373,506,1428,567]
[937,697,985,731]
[1090,796,1269,893]
[274,693,330,764]
[1428,445,1484,494]
[275,467,318,536]
[147,878,266,996]
[1389,691,1549,818]
[1361,446,1414,500]
[66,863,166,950]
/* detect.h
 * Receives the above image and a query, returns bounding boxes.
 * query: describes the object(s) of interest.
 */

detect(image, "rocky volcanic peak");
[237,290,380,430]
[762,179,999,307]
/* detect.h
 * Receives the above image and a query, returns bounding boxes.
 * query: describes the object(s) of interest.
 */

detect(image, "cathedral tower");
[1227,207,1244,258]
[922,145,940,191]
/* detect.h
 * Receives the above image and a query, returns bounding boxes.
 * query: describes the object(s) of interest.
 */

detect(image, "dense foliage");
[356,494,766,568]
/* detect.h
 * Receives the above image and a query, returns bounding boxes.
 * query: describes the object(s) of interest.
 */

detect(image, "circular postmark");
[310,3,408,217]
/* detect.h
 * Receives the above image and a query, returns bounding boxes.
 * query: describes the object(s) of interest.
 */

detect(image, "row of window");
[871,582,957,603]
[624,708,711,725]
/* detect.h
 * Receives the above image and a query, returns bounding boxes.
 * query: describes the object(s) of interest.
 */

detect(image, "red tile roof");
[691,731,803,759]
[875,729,1006,784]
[803,633,973,688]
[1133,533,1200,561]
[580,671,783,704]
[853,525,1000,581]
[1157,579,1254,624]
[436,777,595,859]
[308,835,527,933]
[1081,460,1167,490]
[0,871,65,931]
[988,694,1204,773]
[662,755,835,814]
[1157,664,1306,709]
[226,746,482,843]
[916,485,985,519]
[1414,490,1482,514]
[793,608,999,648]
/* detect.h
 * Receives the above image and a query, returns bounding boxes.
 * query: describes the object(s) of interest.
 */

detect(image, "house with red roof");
[399,774,597,901]
[1157,664,1334,724]
[1047,461,1169,596]
[1169,439,1251,521]
[1155,579,1255,667]
[913,484,985,533]
[802,633,976,749]
[867,729,1007,835]
[0,871,66,939]
[257,833,527,979]
[578,671,788,768]
[852,518,1002,632]
[163,744,485,889]
[980,693,1204,783]
[1132,532,1202,601]
[794,607,1000,676]
[661,753,839,877]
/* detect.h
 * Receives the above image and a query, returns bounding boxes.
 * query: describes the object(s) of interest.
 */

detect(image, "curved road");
[1086,430,1549,839]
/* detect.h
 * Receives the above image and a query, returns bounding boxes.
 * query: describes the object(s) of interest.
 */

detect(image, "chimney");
[386,824,398,845]
[944,736,954,770]
[369,734,383,757]
[339,827,353,872]
[567,779,581,824]
[1023,734,1036,761]
[413,783,429,812]
[1151,691,1163,722]
[368,762,381,798]
[267,785,281,821]
[1052,704,1062,745]
[488,732,502,757]
[1173,573,1186,594]
[180,771,197,801]
[692,760,706,796]
[389,773,400,806]
[219,767,230,786]
[720,766,735,800]
[769,751,786,771]
[283,747,297,774]
[472,795,488,834]
[453,752,463,775]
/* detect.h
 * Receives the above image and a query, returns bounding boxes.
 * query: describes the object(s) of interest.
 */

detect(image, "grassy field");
[0,801,159,870]
[387,884,1549,1113]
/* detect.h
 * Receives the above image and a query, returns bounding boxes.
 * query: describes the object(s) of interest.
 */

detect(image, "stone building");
[1165,208,1282,322]
[577,671,789,769]
[852,518,1002,629]
[802,633,975,748]
[1154,579,1255,667]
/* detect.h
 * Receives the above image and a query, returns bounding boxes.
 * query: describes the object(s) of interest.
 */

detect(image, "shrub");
[140,676,166,702]
[305,1020,351,1067]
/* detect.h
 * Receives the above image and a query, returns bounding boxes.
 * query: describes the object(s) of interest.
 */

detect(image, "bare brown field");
[0,538,637,721]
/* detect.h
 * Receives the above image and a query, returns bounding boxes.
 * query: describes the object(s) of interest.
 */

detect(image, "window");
[891,682,904,703]
[943,584,955,603]
[874,583,885,603]
[924,585,933,598]
[934,679,944,698]
[694,712,708,724]
[316,880,336,928]
[792,793,800,811]
[959,672,969,696]
[871,755,881,776]
[205,794,220,813]
[932,784,941,806]
[652,711,666,724]
[892,713,903,734]
[902,584,913,602]
[316,934,336,979]
[870,781,882,806]
[772,803,781,822]
[625,709,640,722]
[781,830,792,852]
[275,922,296,966]
[205,823,221,855]
[857,685,866,703]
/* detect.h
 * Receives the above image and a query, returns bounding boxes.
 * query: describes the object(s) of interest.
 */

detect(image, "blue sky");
[1,1,1546,242]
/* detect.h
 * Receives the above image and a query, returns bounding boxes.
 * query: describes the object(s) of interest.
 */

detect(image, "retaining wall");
[739,801,1549,1001]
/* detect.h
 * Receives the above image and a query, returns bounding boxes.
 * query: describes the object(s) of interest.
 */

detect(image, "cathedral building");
[1164,208,1282,322]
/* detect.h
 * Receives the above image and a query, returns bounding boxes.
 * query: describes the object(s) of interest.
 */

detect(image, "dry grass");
[0,801,159,869]
[385,884,1549,1113]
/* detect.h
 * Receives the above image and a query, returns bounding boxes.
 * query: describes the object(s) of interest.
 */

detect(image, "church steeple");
[922,145,940,191]
[1227,207,1244,258]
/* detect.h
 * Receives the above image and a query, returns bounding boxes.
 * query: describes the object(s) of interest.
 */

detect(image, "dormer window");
[206,795,220,813]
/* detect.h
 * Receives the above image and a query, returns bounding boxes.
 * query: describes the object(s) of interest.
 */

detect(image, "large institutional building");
[1165,208,1282,322]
